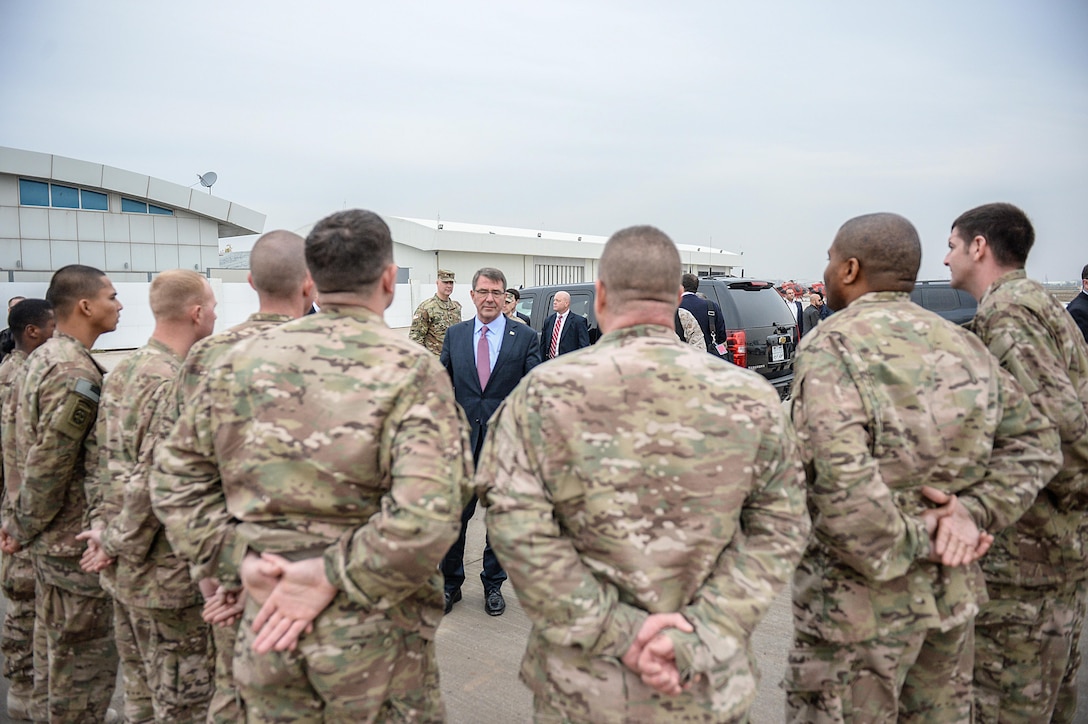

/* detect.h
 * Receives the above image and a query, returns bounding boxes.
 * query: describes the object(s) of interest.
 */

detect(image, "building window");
[122,198,148,213]
[81,190,108,211]
[19,179,49,206]
[51,184,80,208]
[148,204,173,216]
[534,257,585,286]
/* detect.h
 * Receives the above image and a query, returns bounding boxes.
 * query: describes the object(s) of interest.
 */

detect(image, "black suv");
[910,280,977,326]
[517,277,797,399]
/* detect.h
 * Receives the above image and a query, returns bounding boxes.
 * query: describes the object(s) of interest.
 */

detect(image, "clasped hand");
[621,613,701,697]
[919,485,993,567]
[239,552,337,655]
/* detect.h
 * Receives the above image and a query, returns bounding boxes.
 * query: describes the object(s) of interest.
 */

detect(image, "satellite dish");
[198,172,217,194]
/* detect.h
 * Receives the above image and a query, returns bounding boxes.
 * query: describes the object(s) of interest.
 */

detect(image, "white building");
[295,215,742,325]
[0,146,265,349]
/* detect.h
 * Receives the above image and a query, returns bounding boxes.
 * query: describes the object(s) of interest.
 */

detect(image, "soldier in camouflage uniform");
[0,299,54,720]
[786,213,1062,723]
[944,202,1088,723]
[409,268,462,355]
[151,210,470,723]
[77,270,219,723]
[476,225,811,723]
[156,229,315,724]
[6,265,122,723]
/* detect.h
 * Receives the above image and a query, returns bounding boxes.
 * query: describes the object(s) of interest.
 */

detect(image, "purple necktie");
[477,325,490,389]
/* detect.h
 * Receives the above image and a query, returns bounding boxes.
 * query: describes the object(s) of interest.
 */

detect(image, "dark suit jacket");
[802,305,821,337]
[1068,291,1088,344]
[541,312,590,359]
[790,300,805,336]
[516,312,531,326]
[678,293,726,353]
[441,316,541,458]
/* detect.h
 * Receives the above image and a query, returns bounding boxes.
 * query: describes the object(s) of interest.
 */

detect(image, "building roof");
[0,146,265,237]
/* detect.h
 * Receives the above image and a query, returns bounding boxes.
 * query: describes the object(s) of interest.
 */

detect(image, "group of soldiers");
[0,202,1083,724]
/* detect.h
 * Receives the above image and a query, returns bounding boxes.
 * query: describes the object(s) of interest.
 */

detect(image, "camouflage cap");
[437,269,455,281]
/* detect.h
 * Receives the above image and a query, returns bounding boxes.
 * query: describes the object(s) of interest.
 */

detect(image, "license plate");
[771,345,784,362]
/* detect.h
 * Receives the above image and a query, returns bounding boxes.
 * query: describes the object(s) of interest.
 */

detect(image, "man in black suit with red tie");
[439,267,541,616]
[541,291,591,359]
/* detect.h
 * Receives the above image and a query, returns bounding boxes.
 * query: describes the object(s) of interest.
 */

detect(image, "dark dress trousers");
[540,312,591,359]
[439,317,541,593]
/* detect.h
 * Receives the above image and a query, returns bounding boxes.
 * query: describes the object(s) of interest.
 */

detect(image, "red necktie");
[477,325,490,388]
[549,314,561,359]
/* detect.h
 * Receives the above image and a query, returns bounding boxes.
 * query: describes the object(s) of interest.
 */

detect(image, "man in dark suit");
[802,291,824,337]
[1068,263,1088,344]
[541,291,591,359]
[440,267,541,616]
[678,274,727,355]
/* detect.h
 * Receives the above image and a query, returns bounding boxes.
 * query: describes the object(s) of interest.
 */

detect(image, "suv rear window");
[725,283,794,328]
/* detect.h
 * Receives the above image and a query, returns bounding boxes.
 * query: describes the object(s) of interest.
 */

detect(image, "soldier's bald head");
[833,213,921,293]
[599,226,682,306]
[306,210,393,294]
[249,230,309,298]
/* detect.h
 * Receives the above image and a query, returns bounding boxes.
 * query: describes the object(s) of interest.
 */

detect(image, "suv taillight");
[727,329,747,367]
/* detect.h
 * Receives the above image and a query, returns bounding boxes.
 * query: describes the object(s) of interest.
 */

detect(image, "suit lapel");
[492,323,521,380]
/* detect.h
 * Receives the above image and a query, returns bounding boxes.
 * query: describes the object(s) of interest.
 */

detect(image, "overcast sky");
[2,1,1085,282]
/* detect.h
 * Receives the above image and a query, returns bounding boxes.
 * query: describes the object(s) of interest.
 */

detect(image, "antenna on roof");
[198,172,217,195]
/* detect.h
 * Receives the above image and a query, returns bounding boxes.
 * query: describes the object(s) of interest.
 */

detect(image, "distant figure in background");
[784,286,805,337]
[0,296,27,363]
[801,292,823,337]
[541,291,590,359]
[1067,263,1088,343]
[679,274,727,355]
[504,288,530,325]
[410,269,462,355]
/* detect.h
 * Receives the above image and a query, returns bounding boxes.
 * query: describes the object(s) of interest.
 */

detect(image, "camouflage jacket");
[477,325,810,723]
[409,295,462,356]
[92,338,200,608]
[790,292,1060,643]
[12,332,107,595]
[151,305,471,633]
[968,270,1088,586]
[0,350,26,531]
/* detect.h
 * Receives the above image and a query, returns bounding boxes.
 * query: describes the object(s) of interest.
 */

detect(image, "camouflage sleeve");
[150,370,241,582]
[667,406,810,683]
[973,310,1088,502]
[408,304,429,346]
[956,363,1062,532]
[323,357,469,609]
[791,345,934,581]
[100,377,172,561]
[478,382,650,659]
[13,364,99,544]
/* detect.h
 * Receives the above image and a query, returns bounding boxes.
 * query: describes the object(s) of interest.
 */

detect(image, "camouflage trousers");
[532,691,749,724]
[974,578,1088,724]
[1,550,35,707]
[34,558,118,724]
[784,622,973,723]
[114,598,214,724]
[234,595,445,723]
[207,615,244,724]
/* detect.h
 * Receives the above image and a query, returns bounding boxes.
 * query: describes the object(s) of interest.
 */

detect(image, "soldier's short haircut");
[46,265,108,319]
[250,230,308,298]
[150,269,209,322]
[681,273,699,293]
[952,202,1034,268]
[471,267,507,290]
[600,225,682,306]
[834,213,921,292]
[305,210,393,293]
[8,298,53,341]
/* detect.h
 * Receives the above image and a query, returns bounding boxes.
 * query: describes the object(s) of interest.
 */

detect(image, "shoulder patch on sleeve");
[54,379,100,440]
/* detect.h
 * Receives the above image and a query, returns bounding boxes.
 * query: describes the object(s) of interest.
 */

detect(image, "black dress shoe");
[444,589,462,614]
[485,588,506,616]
